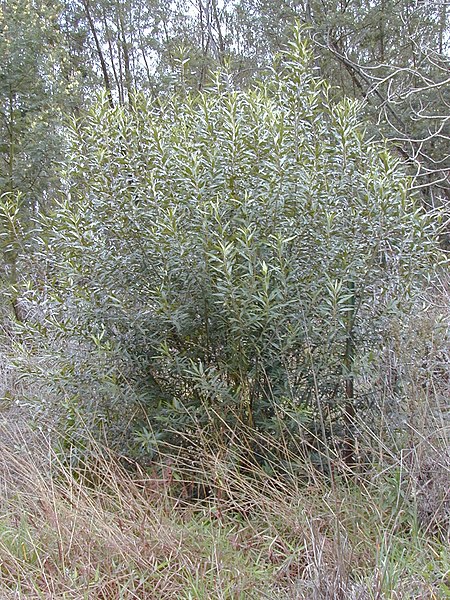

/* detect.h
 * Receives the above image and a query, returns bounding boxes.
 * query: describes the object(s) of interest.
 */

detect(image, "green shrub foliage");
[37,30,439,456]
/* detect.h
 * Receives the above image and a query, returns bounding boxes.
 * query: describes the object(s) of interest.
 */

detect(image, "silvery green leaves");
[39,29,441,457]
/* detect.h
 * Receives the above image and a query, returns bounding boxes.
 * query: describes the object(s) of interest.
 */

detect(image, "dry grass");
[0,413,448,600]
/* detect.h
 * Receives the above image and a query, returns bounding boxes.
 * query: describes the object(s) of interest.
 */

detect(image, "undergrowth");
[0,404,448,600]
[0,275,448,599]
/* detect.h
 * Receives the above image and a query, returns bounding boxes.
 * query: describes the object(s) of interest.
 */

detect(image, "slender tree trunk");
[117,1,134,101]
[439,0,446,55]
[198,0,207,88]
[211,0,225,65]
[379,0,385,62]
[102,7,122,104]
[81,0,114,107]
[7,88,14,194]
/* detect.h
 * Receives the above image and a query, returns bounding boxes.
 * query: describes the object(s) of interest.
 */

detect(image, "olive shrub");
[36,29,439,458]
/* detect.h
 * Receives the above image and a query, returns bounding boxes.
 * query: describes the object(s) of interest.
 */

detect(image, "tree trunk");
[82,0,114,107]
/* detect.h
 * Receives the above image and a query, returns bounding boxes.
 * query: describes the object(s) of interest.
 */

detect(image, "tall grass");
[0,404,448,600]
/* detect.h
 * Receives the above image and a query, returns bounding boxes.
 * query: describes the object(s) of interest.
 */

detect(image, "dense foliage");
[0,7,448,598]
[1,0,448,323]
[28,32,440,460]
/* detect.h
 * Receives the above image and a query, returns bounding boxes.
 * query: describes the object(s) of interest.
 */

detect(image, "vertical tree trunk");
[379,0,385,62]
[211,0,225,66]
[117,1,134,101]
[82,0,114,107]
[438,1,446,55]
[102,7,122,104]
[7,88,14,194]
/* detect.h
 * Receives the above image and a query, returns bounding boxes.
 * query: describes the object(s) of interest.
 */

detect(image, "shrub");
[31,28,441,459]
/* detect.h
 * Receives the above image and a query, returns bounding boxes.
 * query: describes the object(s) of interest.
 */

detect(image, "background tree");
[234,0,450,203]
[0,0,67,203]
[0,0,73,318]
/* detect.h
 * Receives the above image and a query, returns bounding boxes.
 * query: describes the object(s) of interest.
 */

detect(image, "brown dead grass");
[0,417,448,600]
